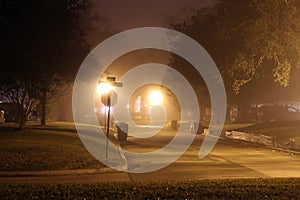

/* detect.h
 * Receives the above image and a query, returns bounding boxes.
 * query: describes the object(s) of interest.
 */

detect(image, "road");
[122,128,300,181]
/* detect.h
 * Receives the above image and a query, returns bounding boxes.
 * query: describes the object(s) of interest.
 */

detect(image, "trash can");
[190,122,204,134]
[171,120,178,130]
[116,122,128,141]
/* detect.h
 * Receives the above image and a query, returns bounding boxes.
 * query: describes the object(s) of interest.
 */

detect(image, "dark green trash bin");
[116,122,128,141]
[190,122,204,134]
[171,120,178,130]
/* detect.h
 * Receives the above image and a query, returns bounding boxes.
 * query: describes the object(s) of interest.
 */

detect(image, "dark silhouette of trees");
[222,0,300,92]
[0,0,112,127]
[169,0,300,121]
[0,73,40,128]
[35,74,64,126]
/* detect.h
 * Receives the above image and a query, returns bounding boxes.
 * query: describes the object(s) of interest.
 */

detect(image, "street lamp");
[97,81,113,131]
[97,82,113,95]
[98,76,122,159]
[149,90,163,105]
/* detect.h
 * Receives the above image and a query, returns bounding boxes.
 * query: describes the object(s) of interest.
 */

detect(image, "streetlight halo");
[97,82,113,95]
[149,90,163,105]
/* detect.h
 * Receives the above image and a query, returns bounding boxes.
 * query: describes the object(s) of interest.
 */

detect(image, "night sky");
[96,0,216,30]
[88,0,217,84]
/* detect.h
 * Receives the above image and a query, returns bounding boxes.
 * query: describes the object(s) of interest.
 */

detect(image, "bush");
[1,178,300,199]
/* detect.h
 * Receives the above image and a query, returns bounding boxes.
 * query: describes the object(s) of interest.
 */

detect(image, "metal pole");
[104,106,107,130]
[105,94,111,159]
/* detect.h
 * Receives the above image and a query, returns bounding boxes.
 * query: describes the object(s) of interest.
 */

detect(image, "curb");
[118,146,128,171]
[266,146,300,156]
[0,168,120,178]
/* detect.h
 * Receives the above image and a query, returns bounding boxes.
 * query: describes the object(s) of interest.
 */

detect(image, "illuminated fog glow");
[148,91,163,105]
[97,83,112,95]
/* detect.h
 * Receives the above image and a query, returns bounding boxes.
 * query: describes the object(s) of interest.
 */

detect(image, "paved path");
[122,129,300,181]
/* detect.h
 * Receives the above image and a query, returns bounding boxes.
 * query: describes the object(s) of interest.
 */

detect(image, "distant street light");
[98,76,122,159]
[149,90,163,105]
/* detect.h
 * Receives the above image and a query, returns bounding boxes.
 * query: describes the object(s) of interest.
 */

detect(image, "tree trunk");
[17,109,25,129]
[237,102,251,122]
[18,116,25,129]
[41,90,47,126]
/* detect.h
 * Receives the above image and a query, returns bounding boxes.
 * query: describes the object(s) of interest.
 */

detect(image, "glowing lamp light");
[149,91,163,105]
[97,82,112,95]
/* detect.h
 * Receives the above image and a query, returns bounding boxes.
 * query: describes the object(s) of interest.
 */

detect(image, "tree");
[225,0,300,92]
[35,74,64,126]
[171,0,300,90]
[169,0,300,121]
[0,72,66,128]
[0,0,111,126]
[0,73,40,129]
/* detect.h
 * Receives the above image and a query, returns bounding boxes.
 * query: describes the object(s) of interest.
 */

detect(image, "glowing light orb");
[97,83,112,95]
[148,91,163,105]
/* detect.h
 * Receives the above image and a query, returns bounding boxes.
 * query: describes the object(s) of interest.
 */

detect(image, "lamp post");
[97,82,112,130]
[98,76,122,159]
[105,90,112,159]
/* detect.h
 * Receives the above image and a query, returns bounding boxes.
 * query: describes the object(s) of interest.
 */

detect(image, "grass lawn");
[0,124,105,171]
[1,178,300,199]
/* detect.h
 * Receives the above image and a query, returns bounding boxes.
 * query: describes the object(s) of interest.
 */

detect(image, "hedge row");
[1,178,300,199]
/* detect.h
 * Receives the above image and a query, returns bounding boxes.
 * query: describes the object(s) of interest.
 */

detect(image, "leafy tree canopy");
[170,0,300,94]
[0,0,111,126]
